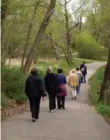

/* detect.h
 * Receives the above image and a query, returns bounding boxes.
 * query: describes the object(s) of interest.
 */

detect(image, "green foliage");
[96,104,110,117]
[90,67,104,104]
[90,67,110,118]
[36,58,92,75]
[75,32,107,60]
[1,92,9,108]
[1,66,27,104]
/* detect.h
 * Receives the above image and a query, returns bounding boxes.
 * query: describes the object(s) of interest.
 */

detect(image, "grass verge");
[89,67,110,124]
[36,58,92,76]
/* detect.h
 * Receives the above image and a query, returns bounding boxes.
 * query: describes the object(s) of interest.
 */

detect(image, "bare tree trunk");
[99,47,110,104]
[1,0,9,65]
[23,0,56,72]
[1,0,8,26]
[78,15,82,32]
[64,0,72,64]
[1,0,8,43]
[49,33,60,61]
[21,0,41,68]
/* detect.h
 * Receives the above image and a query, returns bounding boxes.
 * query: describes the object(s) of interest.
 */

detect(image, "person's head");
[31,67,38,75]
[72,70,76,73]
[58,68,63,74]
[47,66,53,73]
[76,67,80,71]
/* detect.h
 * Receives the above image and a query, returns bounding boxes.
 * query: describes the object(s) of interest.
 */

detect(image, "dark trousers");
[83,75,86,83]
[57,96,65,109]
[28,96,41,119]
[76,82,81,94]
[82,75,86,83]
[49,95,56,110]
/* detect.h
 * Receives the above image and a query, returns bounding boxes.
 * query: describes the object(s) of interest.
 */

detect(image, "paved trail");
[2,62,110,140]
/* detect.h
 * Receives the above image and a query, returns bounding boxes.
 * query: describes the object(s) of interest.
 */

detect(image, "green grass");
[36,58,92,76]
[89,67,110,121]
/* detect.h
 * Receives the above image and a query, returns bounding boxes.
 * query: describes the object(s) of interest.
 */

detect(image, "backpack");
[77,72,82,83]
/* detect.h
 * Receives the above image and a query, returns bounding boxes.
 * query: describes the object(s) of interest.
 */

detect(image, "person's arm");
[44,75,48,92]
[76,75,79,86]
[39,77,46,97]
[85,66,87,75]
[64,76,67,84]
[80,64,82,70]
[25,78,29,97]
[68,75,71,86]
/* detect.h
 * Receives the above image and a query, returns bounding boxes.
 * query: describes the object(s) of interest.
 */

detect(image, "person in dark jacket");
[45,66,59,113]
[57,68,67,110]
[25,67,45,122]
[80,61,87,83]
[76,67,83,94]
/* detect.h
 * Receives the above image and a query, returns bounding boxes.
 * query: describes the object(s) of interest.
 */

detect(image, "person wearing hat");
[45,66,60,113]
[25,67,45,122]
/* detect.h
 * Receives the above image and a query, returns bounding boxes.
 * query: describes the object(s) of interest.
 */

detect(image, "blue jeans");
[76,82,81,95]
[82,75,86,83]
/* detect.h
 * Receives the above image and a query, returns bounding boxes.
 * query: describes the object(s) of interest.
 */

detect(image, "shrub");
[96,104,110,117]
[1,92,8,108]
[75,32,106,60]
[1,66,27,104]
[90,67,110,119]
[90,67,105,104]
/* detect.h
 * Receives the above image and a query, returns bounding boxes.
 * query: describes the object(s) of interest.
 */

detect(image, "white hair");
[48,66,53,71]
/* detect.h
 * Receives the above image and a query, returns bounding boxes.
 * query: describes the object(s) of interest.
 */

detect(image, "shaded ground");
[2,62,110,140]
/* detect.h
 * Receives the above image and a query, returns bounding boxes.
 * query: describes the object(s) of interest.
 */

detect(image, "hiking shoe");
[35,116,39,120]
[62,107,66,110]
[74,96,77,100]
[32,118,36,122]
[50,110,53,113]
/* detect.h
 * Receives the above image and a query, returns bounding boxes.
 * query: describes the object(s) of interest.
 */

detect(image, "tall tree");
[21,0,41,68]
[98,0,110,104]
[49,33,60,61]
[1,0,9,64]
[1,0,8,27]
[23,0,56,72]
[64,0,72,64]
[99,47,110,104]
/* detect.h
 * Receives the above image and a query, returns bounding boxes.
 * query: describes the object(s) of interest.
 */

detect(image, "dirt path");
[2,62,110,140]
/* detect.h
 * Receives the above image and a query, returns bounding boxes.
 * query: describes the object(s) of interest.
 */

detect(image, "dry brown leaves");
[1,99,28,120]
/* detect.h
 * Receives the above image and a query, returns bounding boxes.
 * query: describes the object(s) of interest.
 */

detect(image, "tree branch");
[23,0,56,72]
[44,33,66,53]
[39,4,48,9]
[66,0,72,5]
[68,4,84,19]
[68,22,79,33]
[57,1,64,6]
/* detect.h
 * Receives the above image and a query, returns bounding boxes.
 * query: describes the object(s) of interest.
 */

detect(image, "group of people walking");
[25,61,87,122]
